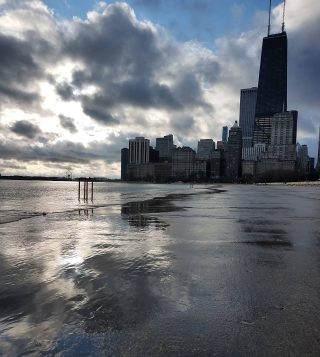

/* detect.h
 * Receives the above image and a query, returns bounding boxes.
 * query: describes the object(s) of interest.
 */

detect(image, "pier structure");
[78,177,94,202]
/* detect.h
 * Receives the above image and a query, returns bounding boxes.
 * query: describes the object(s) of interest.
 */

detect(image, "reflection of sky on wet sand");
[0,188,184,354]
[0,183,320,355]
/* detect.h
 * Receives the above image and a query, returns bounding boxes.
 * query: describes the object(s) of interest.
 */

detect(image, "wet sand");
[0,183,319,356]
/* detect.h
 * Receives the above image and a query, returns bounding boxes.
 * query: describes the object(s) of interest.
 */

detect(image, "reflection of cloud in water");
[0,191,189,353]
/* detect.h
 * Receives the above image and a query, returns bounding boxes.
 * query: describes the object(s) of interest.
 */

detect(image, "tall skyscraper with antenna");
[253,0,288,145]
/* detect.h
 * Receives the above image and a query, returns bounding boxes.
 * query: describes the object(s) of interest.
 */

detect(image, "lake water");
[0,180,319,356]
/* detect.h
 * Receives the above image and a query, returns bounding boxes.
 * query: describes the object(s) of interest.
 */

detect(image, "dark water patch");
[121,198,184,215]
[204,188,227,194]
[238,239,292,247]
[237,219,280,226]
[121,187,225,216]
[230,206,289,211]
[121,187,225,230]
[242,227,286,235]
[121,192,188,230]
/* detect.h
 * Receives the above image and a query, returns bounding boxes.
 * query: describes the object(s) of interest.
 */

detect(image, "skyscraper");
[222,126,228,143]
[121,148,129,181]
[129,137,150,164]
[268,110,297,162]
[271,111,297,146]
[156,134,175,162]
[197,139,215,160]
[226,121,242,180]
[297,144,309,174]
[239,87,258,148]
[253,30,288,145]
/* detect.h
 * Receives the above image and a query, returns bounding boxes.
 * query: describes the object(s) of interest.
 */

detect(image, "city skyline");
[0,0,319,178]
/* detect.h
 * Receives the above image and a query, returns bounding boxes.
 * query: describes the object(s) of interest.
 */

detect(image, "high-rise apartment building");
[297,144,309,174]
[155,134,175,162]
[226,121,242,180]
[253,31,288,145]
[239,87,257,148]
[242,143,266,161]
[149,146,160,163]
[129,137,150,164]
[121,148,129,181]
[222,126,228,143]
[271,111,297,146]
[197,139,215,160]
[267,111,298,162]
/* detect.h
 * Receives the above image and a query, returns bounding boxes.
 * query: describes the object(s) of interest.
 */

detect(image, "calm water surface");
[0,180,319,356]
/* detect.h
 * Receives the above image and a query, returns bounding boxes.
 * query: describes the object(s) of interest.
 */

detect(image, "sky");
[0,0,319,178]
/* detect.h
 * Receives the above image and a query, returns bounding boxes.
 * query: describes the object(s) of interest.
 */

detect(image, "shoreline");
[256,181,320,187]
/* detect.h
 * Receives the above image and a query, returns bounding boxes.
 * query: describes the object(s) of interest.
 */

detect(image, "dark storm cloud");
[81,95,119,125]
[118,80,181,109]
[55,82,76,101]
[58,3,211,123]
[64,4,162,76]
[0,140,101,164]
[0,34,41,105]
[59,114,78,133]
[288,17,320,112]
[0,129,138,166]
[10,120,42,139]
[1,1,217,129]
[77,79,182,124]
[170,114,196,135]
[173,73,211,109]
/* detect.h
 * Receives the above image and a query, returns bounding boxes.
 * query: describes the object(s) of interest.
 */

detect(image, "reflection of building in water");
[121,201,169,228]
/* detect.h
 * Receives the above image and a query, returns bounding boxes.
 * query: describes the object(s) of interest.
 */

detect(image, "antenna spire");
[268,0,272,36]
[282,0,286,32]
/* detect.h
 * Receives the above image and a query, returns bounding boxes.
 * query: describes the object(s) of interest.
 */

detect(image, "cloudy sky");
[0,0,319,178]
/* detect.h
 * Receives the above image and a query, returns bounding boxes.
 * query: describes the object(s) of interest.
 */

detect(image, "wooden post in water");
[91,180,93,201]
[78,177,94,202]
[86,180,89,201]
